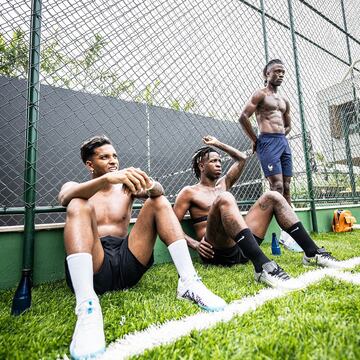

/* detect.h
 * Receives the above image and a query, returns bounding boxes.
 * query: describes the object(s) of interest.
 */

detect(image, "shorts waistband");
[259,132,286,137]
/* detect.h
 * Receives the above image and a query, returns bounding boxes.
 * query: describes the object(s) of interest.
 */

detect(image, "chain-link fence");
[1,0,360,226]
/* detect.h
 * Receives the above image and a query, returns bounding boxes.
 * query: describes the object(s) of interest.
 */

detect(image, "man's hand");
[105,167,150,194]
[195,237,215,259]
[202,135,219,146]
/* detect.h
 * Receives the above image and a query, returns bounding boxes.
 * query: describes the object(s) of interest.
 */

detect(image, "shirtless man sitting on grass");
[58,135,226,359]
[174,136,343,291]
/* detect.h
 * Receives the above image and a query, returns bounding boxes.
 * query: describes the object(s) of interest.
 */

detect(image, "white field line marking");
[100,257,360,360]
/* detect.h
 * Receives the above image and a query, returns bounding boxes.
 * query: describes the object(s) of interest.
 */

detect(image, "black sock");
[285,222,318,257]
[253,234,264,246]
[235,228,270,272]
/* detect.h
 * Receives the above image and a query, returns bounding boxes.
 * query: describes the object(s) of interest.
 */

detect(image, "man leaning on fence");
[58,135,226,359]
[239,59,292,203]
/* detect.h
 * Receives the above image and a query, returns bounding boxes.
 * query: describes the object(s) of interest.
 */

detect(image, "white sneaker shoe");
[279,230,303,253]
[177,276,227,312]
[70,299,106,360]
[255,261,305,290]
[303,247,344,268]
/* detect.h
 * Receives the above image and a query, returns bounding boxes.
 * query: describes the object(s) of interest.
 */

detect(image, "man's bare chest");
[88,191,132,223]
[191,188,223,212]
[261,95,286,113]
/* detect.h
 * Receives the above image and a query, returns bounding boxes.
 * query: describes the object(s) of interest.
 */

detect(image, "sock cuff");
[167,239,186,250]
[234,228,252,243]
[284,221,302,234]
[66,252,92,262]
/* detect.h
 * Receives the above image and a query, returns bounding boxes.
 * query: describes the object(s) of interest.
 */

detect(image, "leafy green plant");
[0,29,28,77]
[0,29,202,114]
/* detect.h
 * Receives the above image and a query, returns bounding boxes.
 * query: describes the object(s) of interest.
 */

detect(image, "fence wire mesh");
[1,0,360,226]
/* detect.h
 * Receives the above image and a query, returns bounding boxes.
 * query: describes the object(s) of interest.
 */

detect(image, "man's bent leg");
[130,196,226,311]
[207,192,270,273]
[245,191,344,268]
[129,196,185,261]
[64,198,105,359]
[64,198,104,303]
[209,192,304,290]
[245,191,318,256]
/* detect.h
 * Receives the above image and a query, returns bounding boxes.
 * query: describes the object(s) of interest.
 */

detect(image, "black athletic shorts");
[65,235,154,295]
[200,234,263,267]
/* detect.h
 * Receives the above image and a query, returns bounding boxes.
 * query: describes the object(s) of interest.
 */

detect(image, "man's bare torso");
[187,184,225,240]
[256,90,287,134]
[88,184,133,238]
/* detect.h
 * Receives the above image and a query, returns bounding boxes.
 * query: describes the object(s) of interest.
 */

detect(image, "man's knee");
[263,190,285,205]
[214,192,237,208]
[145,195,171,211]
[66,198,94,218]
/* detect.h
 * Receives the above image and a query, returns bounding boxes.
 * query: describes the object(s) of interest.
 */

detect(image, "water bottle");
[271,232,281,255]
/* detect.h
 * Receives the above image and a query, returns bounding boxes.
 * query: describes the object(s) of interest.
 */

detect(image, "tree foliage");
[0,29,197,113]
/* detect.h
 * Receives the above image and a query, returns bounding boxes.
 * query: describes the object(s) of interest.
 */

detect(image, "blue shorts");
[256,133,293,177]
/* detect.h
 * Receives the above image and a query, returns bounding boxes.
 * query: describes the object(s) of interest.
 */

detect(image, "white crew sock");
[167,239,198,282]
[66,252,98,308]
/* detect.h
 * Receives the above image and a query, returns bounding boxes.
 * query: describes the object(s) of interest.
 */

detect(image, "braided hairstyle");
[263,59,283,86]
[191,146,219,179]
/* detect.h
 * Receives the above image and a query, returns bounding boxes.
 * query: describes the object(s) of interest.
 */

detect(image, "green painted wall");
[1,205,359,290]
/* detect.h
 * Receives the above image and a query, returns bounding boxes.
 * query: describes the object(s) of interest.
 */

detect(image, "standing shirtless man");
[239,59,292,205]
[58,135,225,359]
[174,136,343,291]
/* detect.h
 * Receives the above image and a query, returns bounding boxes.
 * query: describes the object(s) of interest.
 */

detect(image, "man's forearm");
[184,233,199,250]
[58,177,107,206]
[239,115,257,143]
[213,140,247,161]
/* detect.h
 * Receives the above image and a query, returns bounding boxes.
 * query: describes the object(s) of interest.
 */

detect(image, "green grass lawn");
[1,231,360,360]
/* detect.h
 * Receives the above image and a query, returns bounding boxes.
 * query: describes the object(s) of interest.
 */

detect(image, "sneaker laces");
[181,276,210,307]
[317,248,338,261]
[268,265,291,281]
[76,300,101,328]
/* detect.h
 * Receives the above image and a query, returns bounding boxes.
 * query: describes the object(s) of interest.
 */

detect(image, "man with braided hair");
[174,136,344,290]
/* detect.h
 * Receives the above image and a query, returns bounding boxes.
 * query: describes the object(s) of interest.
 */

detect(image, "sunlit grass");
[0,231,359,359]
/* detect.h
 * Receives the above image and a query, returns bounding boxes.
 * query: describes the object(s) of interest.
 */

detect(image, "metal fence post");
[11,0,42,315]
[287,0,318,232]
[340,0,357,198]
[260,0,269,64]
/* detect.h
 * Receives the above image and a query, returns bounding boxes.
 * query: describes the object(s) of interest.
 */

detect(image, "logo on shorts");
[267,164,273,172]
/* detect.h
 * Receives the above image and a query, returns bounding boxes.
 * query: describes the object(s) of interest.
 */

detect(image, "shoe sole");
[255,275,306,291]
[259,280,305,291]
[303,259,347,269]
[70,347,106,360]
[177,295,226,312]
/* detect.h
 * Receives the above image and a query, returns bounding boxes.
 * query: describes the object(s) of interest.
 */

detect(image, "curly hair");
[263,59,283,86]
[191,146,219,179]
[80,135,111,163]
